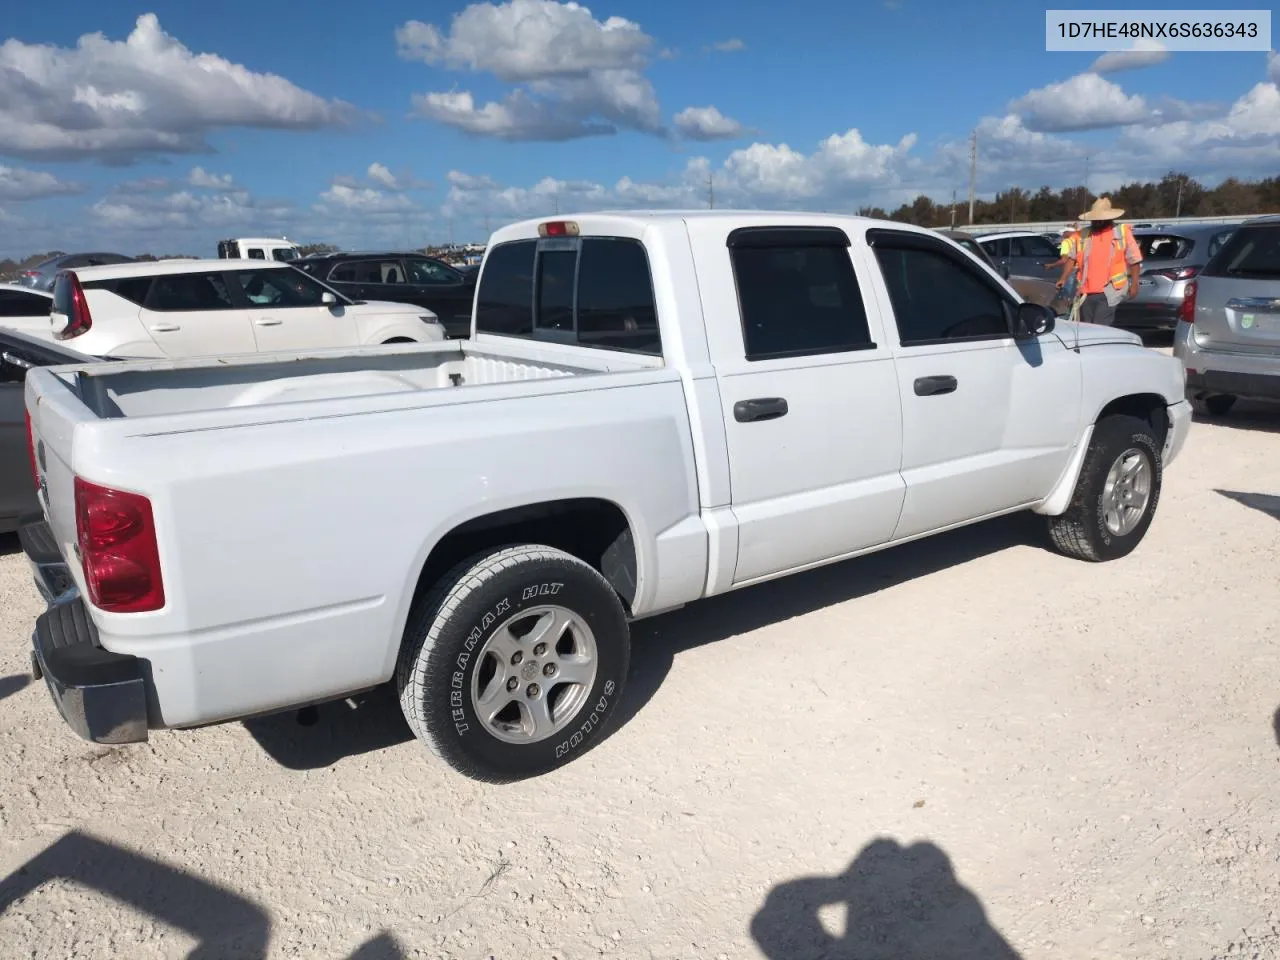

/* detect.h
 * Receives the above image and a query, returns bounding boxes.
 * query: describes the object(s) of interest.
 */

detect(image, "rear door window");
[0,289,51,317]
[1136,234,1190,260]
[475,241,535,335]
[146,273,235,312]
[1203,225,1280,280]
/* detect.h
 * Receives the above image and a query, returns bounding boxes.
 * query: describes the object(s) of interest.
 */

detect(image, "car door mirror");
[321,292,337,306]
[1013,301,1055,339]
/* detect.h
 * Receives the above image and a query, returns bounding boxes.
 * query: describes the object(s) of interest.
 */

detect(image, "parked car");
[0,283,54,338]
[22,211,1190,781]
[216,238,301,261]
[1,329,96,532]
[47,259,446,359]
[935,230,1066,314]
[1173,215,1280,416]
[17,252,135,292]
[973,231,1061,278]
[1115,224,1239,331]
[296,252,478,338]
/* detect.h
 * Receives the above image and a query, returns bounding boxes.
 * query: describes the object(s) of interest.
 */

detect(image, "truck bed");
[51,338,661,419]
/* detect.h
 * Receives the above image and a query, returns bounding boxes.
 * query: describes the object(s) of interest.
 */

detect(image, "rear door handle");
[733,397,789,423]
[254,318,283,327]
[149,323,180,333]
[913,375,957,397]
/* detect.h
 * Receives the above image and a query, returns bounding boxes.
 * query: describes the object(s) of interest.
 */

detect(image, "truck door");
[689,222,907,585]
[862,228,1080,539]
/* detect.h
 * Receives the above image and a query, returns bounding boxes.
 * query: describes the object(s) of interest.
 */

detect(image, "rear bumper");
[1186,369,1280,401]
[1116,301,1179,329]
[22,518,149,745]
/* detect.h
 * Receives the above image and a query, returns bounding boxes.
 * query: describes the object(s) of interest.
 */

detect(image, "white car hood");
[1053,319,1143,348]
[349,299,439,319]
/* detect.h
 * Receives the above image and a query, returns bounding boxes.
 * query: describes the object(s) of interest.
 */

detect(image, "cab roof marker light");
[538,221,580,238]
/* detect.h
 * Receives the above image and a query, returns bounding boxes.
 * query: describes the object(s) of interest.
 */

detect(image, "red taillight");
[1178,281,1197,326]
[74,477,165,613]
[1150,266,1199,282]
[25,410,38,485]
[21,270,40,279]
[537,220,580,238]
[55,271,92,340]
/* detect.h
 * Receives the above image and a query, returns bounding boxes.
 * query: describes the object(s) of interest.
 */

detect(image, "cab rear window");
[475,237,661,356]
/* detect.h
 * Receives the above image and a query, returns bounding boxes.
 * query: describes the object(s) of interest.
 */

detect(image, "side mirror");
[321,292,337,306]
[1013,301,1055,339]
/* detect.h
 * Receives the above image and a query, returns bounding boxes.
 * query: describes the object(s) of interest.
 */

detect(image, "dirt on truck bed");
[1,403,1278,960]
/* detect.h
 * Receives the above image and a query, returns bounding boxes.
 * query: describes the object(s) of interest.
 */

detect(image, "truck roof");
[66,259,293,281]
[488,209,950,245]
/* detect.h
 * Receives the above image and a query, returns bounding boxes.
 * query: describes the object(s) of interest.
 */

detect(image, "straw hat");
[1080,197,1125,221]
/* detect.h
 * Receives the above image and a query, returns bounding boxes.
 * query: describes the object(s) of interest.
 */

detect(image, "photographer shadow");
[751,838,1022,960]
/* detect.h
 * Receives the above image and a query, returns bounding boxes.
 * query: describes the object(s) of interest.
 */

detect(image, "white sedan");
[47,259,447,359]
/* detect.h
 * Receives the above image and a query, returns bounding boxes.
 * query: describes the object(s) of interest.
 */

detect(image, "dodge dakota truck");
[22,212,1191,782]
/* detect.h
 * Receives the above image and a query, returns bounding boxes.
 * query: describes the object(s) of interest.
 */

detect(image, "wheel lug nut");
[527,683,541,698]
[533,643,547,656]
[506,677,519,692]
[511,651,523,665]
[543,663,556,677]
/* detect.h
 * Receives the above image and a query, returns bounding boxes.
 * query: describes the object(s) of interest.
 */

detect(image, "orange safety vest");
[1075,223,1133,292]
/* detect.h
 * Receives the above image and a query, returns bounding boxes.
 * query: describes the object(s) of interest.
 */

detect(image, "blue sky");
[0,0,1275,257]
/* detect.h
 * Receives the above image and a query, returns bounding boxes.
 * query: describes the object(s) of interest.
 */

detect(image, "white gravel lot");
[1,400,1278,960]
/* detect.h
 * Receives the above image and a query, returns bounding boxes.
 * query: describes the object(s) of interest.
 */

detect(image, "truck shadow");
[1194,401,1280,435]
[245,511,1046,771]
[751,837,1023,959]
[0,830,410,958]
[1216,489,1280,521]
[0,532,19,557]
[613,510,1046,736]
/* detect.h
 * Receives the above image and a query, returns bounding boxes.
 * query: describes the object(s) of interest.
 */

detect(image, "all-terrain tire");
[396,545,630,783]
[1047,414,1163,562]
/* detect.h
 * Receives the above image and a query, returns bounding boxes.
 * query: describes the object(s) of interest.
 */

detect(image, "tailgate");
[1193,223,1280,354]
[24,366,100,577]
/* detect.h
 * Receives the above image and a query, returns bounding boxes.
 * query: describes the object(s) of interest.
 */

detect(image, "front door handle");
[913,375,957,397]
[149,323,180,333]
[254,318,283,327]
[733,397,789,423]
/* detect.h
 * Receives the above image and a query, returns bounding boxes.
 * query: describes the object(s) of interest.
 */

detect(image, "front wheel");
[396,545,630,782]
[1047,414,1163,562]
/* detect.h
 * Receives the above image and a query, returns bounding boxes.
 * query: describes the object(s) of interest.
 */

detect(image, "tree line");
[3,172,1277,278]
[863,172,1280,228]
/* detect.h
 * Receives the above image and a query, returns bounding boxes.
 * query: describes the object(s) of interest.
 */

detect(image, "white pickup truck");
[22,211,1191,782]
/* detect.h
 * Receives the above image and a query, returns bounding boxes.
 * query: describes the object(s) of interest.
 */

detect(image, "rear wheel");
[396,545,630,782]
[1192,394,1236,417]
[1047,414,1162,562]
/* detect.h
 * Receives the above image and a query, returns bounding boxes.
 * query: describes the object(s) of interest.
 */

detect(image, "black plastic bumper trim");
[1186,369,1280,401]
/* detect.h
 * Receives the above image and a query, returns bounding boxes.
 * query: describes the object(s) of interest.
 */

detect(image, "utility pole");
[967,130,977,225]
[1084,153,1091,194]
[448,218,454,247]
[950,189,957,228]
[708,172,715,210]
[1175,176,1184,218]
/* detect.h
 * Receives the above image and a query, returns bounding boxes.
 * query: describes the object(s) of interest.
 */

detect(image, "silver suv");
[1174,216,1280,416]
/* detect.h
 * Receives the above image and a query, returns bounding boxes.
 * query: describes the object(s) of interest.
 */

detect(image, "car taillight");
[55,271,93,340]
[1178,281,1197,326]
[74,477,165,613]
[25,410,38,484]
[1149,266,1199,281]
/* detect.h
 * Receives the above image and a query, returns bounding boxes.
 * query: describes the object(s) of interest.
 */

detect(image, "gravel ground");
[1,401,1278,960]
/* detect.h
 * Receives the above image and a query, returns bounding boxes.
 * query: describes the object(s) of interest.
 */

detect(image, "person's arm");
[1123,227,1143,298]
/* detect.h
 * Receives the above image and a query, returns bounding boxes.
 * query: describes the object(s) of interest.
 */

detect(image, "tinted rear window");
[1203,225,1280,280]
[475,240,535,335]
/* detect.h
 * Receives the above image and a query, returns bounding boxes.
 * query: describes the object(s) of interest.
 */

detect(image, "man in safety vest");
[1072,197,1143,326]
[1048,222,1081,313]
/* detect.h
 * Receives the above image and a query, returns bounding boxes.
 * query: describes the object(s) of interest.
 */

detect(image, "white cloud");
[398,0,664,140]
[112,176,173,194]
[0,13,354,162]
[1011,73,1151,131]
[89,188,288,232]
[187,167,235,190]
[0,165,85,201]
[315,183,418,215]
[367,163,399,189]
[447,170,501,191]
[707,38,745,53]
[1090,39,1169,74]
[673,106,747,141]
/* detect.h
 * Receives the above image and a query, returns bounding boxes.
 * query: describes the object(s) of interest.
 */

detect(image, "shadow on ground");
[1217,489,1280,521]
[1194,400,1280,436]
[751,837,1023,960]
[0,533,19,557]
[0,831,408,958]
[0,674,32,702]
[245,512,1045,770]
